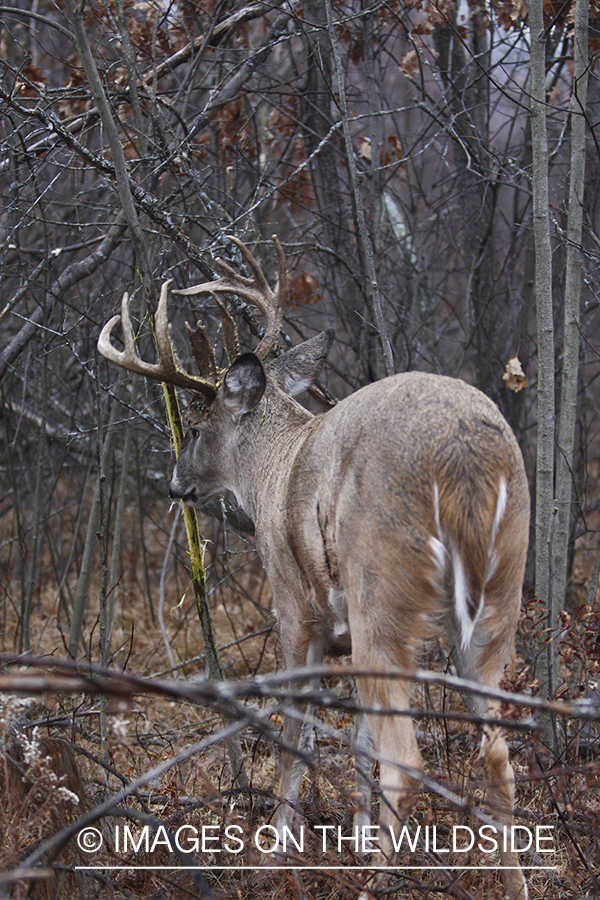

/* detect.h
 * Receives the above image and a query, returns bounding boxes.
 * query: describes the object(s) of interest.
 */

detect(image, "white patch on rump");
[486,476,508,584]
[490,476,508,548]
[432,481,442,536]
[452,546,477,651]
[429,481,448,591]
[454,477,509,650]
[428,536,446,592]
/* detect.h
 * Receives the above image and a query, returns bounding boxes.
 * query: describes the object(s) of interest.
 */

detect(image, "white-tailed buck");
[99,237,529,900]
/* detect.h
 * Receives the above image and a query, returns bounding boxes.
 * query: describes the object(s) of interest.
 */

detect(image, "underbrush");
[1,497,599,898]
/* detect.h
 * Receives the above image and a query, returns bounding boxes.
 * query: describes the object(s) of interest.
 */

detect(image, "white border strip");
[75,865,557,871]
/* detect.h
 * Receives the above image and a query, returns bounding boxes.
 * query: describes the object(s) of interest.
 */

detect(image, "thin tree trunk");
[325,0,394,378]
[162,383,249,790]
[553,0,589,618]
[527,0,556,712]
[63,0,247,787]
[67,390,122,659]
[62,0,152,295]
[107,412,133,650]
[21,320,48,652]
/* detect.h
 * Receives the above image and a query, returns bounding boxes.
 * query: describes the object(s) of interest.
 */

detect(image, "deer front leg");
[272,619,325,839]
[353,705,375,842]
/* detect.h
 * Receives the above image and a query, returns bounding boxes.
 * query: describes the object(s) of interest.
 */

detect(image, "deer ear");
[270,330,334,397]
[221,353,266,415]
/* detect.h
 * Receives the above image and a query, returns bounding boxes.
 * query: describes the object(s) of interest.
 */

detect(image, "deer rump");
[278,371,528,664]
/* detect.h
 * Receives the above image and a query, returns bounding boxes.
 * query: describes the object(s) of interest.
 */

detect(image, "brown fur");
[170,352,529,900]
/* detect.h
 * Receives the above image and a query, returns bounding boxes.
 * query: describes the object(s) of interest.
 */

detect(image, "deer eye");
[190,427,199,439]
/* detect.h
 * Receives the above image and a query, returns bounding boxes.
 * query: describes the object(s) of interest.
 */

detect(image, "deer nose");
[169,472,184,500]
[169,471,198,504]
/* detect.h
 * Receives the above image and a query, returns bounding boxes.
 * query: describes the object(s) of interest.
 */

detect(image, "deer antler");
[174,235,288,361]
[98,280,217,401]
[98,236,287,394]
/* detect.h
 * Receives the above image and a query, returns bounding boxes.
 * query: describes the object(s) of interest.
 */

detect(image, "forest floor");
[1,501,599,900]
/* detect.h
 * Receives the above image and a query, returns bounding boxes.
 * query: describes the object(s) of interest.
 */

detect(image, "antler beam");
[98,281,217,400]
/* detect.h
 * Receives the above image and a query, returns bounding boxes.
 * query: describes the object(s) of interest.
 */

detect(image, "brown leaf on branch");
[357,136,372,160]
[502,355,528,392]
[400,50,418,80]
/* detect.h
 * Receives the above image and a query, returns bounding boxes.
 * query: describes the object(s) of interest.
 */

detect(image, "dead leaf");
[400,50,418,80]
[387,134,403,160]
[502,355,528,392]
[548,85,562,106]
[358,136,372,161]
[20,64,47,86]
[290,273,320,307]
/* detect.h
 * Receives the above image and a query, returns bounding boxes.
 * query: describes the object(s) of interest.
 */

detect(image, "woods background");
[1,0,600,897]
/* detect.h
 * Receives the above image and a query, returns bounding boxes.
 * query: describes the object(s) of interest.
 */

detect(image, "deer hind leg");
[481,721,527,900]
[462,634,528,900]
[334,592,375,843]
[353,662,424,862]
[373,684,423,861]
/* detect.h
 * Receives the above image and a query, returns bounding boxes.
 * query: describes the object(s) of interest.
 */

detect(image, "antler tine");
[226,235,270,291]
[212,294,241,364]
[185,319,218,383]
[98,283,216,400]
[98,290,149,376]
[154,279,177,381]
[254,234,287,361]
[173,235,288,361]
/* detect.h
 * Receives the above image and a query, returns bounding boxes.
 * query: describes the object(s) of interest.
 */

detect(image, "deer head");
[97,236,333,512]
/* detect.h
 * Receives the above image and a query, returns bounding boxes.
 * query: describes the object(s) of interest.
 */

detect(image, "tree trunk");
[527,0,556,717]
[553,0,589,619]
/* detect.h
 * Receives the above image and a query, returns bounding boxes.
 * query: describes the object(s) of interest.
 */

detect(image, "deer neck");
[231,389,316,524]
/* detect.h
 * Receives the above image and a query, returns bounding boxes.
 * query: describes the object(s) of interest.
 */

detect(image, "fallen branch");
[1,653,598,722]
